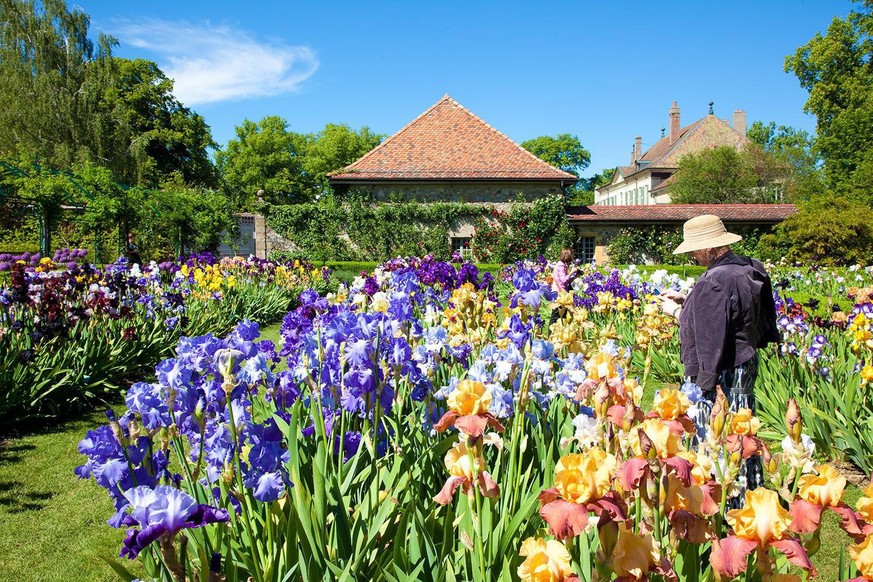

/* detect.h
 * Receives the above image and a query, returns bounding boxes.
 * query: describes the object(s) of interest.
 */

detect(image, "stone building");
[566,203,797,264]
[329,94,576,256]
[595,102,749,206]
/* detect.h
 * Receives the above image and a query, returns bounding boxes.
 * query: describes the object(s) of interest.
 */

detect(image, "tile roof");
[606,114,748,186]
[329,95,577,182]
[566,204,797,223]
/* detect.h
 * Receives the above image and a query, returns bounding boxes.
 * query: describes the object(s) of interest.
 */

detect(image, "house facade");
[594,102,749,205]
[566,204,797,264]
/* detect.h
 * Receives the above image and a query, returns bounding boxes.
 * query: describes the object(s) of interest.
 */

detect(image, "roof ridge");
[332,94,456,174]
[653,117,706,164]
[443,96,577,179]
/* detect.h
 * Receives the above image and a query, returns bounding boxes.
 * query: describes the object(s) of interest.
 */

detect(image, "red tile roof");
[329,95,577,182]
[566,204,797,223]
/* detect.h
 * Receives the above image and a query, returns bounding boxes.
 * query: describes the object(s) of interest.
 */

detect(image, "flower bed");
[76,258,873,581]
[0,253,331,424]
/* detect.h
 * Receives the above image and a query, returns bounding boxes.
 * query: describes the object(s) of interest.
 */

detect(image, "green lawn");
[0,319,862,580]
[0,406,144,581]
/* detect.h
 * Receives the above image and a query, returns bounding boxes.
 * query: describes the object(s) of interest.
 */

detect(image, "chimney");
[669,101,680,145]
[634,135,642,162]
[733,109,747,137]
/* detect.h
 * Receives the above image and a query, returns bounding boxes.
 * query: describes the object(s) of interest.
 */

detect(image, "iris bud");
[622,403,636,432]
[598,520,619,559]
[710,387,729,439]
[594,384,611,420]
[786,398,802,444]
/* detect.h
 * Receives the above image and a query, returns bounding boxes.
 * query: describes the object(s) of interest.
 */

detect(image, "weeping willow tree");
[0,0,217,188]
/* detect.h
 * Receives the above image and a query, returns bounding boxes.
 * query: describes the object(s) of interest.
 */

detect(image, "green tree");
[669,145,780,204]
[747,121,825,202]
[785,0,873,203]
[572,167,617,205]
[218,120,383,206]
[521,134,590,200]
[0,1,216,188]
[302,123,383,198]
[0,0,115,169]
[216,116,311,207]
[100,58,217,188]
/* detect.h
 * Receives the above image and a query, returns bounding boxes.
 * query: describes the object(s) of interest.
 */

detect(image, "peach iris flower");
[611,524,658,579]
[797,464,846,508]
[729,408,761,436]
[850,534,873,579]
[727,488,792,547]
[517,537,577,582]
[554,448,616,505]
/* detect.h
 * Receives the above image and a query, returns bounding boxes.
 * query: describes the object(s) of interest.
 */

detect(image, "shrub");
[606,226,685,265]
[762,196,873,266]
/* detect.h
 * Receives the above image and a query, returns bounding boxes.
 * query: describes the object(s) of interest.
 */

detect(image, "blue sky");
[79,0,855,178]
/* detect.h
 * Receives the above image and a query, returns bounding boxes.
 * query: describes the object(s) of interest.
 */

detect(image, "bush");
[606,226,685,265]
[264,197,494,262]
[472,195,570,262]
[762,196,873,266]
[265,195,571,264]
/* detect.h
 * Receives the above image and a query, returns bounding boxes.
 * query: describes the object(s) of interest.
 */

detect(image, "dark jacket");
[679,251,779,391]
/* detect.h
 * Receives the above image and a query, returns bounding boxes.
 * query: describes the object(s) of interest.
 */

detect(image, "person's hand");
[661,290,687,304]
[659,297,682,318]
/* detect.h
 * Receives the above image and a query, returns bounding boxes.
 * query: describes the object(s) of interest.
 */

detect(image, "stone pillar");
[253,213,267,258]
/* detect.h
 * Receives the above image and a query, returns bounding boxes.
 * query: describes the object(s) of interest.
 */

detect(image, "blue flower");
[680,381,703,404]
[156,358,192,389]
[125,382,169,430]
[488,384,514,419]
[120,485,228,559]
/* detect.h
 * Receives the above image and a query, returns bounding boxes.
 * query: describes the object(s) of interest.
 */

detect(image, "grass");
[0,405,144,581]
[0,319,863,580]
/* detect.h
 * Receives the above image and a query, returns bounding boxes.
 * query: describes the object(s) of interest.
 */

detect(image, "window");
[451,237,473,259]
[574,236,596,264]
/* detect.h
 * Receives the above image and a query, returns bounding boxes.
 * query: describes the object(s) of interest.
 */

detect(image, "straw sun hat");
[673,214,743,254]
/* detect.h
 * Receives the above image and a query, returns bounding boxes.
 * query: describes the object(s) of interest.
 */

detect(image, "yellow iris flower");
[447,379,491,416]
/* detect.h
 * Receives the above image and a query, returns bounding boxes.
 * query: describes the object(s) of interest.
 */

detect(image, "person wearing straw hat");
[660,214,779,496]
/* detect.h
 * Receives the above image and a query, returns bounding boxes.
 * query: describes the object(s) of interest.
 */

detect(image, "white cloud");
[111,19,319,105]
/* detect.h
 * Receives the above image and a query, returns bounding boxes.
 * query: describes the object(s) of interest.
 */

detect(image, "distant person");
[127,232,143,266]
[660,214,779,494]
[549,247,579,326]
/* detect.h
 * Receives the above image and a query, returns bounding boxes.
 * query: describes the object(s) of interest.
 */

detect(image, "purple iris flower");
[345,339,373,368]
[388,294,413,321]
[512,268,538,292]
[531,340,555,361]
[335,431,362,462]
[125,382,169,430]
[387,337,412,367]
[363,276,379,295]
[235,320,260,341]
[680,381,703,404]
[498,314,531,350]
[156,358,192,389]
[120,485,228,559]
